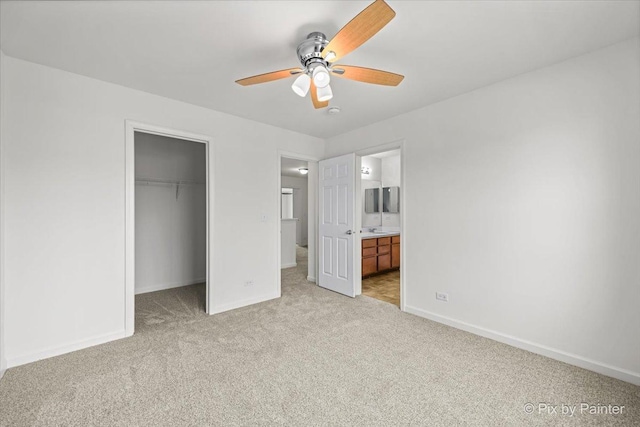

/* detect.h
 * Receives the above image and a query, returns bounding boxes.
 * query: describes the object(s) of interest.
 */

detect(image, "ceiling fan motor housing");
[297,32,330,71]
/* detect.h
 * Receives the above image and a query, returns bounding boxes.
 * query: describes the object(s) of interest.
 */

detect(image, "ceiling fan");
[235,0,404,109]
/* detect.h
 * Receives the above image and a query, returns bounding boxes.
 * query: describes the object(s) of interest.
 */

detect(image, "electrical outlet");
[260,213,268,223]
[436,292,449,302]
[244,280,254,287]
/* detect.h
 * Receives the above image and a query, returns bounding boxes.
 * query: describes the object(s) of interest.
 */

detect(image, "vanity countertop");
[361,231,400,239]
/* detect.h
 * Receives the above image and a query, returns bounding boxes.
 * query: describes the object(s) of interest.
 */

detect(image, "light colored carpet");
[1,247,638,426]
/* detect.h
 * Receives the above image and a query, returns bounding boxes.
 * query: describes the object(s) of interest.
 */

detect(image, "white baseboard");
[307,276,316,283]
[404,305,640,386]
[210,292,280,315]
[0,369,5,381]
[280,263,297,269]
[7,330,127,369]
[135,277,205,295]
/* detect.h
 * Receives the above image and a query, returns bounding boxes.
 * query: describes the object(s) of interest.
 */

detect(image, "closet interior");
[134,132,207,322]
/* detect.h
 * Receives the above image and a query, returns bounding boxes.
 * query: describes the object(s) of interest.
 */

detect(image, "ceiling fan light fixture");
[235,0,403,110]
[312,65,331,88]
[291,73,311,97]
[317,84,333,102]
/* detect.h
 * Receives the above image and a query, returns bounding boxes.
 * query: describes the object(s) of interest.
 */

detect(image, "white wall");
[326,38,640,384]
[280,219,297,269]
[361,156,381,181]
[381,155,401,228]
[1,56,323,367]
[135,133,206,294]
[281,175,308,246]
[0,50,6,378]
[381,155,401,188]
[280,189,294,219]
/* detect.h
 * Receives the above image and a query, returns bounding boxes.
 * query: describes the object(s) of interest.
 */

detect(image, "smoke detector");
[328,106,341,115]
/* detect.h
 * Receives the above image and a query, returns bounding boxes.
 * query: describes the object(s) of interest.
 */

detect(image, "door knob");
[346,230,353,235]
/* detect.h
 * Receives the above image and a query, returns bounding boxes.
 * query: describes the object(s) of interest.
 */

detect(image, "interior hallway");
[0,251,638,425]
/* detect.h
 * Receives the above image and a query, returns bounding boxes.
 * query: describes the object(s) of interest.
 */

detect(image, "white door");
[318,153,356,297]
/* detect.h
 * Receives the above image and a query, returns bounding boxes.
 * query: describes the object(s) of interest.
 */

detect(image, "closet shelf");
[135,177,205,185]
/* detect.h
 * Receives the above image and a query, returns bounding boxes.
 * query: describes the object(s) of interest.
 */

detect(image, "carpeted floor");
[1,247,638,426]
[135,280,207,333]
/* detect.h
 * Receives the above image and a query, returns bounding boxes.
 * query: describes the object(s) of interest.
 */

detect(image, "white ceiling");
[281,157,308,178]
[1,1,638,139]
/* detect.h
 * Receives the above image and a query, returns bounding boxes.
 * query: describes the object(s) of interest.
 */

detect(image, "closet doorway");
[125,122,213,336]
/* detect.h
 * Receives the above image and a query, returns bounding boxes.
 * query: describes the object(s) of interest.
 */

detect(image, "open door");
[318,153,356,297]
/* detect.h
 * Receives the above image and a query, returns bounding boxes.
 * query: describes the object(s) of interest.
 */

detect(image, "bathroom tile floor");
[362,270,400,307]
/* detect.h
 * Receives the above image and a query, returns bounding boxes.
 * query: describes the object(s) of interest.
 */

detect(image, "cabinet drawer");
[377,237,391,246]
[362,238,377,248]
[377,244,390,255]
[362,247,377,257]
[378,254,391,270]
[362,256,378,276]
[392,235,400,244]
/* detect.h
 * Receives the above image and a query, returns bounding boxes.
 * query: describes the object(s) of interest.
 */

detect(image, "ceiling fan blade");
[322,0,396,63]
[310,81,329,109]
[331,65,404,86]
[235,68,303,86]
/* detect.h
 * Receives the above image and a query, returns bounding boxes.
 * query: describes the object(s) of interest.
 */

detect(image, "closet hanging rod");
[135,177,205,185]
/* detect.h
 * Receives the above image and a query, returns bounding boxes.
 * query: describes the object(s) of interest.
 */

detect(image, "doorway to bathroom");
[358,148,402,307]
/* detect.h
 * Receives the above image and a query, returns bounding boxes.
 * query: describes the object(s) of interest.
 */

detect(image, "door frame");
[125,120,214,336]
[354,140,406,311]
[277,150,321,297]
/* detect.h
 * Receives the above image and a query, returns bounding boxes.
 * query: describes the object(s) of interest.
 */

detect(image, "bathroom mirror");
[364,188,380,213]
[383,186,400,213]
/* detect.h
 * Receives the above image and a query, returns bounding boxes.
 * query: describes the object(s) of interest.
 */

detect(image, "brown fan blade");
[310,80,329,109]
[235,68,302,86]
[331,65,404,86]
[322,0,395,63]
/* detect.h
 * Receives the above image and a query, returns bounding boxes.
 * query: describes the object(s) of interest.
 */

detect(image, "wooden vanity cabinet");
[378,254,391,270]
[391,235,400,268]
[362,255,378,276]
[362,235,400,278]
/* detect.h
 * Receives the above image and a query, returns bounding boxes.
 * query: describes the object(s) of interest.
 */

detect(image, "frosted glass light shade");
[317,84,333,102]
[291,73,311,97]
[312,66,331,88]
